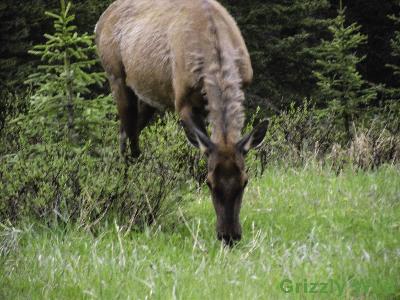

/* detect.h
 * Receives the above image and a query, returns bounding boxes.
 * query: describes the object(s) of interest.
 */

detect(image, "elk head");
[182,119,269,245]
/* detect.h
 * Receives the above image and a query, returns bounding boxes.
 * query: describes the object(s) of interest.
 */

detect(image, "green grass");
[1,165,399,299]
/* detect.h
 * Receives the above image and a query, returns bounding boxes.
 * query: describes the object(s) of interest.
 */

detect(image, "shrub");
[0,113,205,230]
[2,92,398,229]
[256,101,339,170]
[255,101,400,172]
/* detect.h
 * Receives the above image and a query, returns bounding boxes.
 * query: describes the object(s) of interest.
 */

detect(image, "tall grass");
[1,165,399,299]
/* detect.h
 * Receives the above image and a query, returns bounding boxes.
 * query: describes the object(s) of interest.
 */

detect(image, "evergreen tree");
[387,13,400,78]
[312,7,376,139]
[383,12,400,134]
[330,0,400,89]
[22,0,110,142]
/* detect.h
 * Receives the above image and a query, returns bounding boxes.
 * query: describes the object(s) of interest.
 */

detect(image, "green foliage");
[312,8,377,138]
[0,108,210,227]
[0,90,31,133]
[21,0,108,142]
[0,114,202,227]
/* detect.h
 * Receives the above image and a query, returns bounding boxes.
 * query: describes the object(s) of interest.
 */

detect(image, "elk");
[96,0,269,244]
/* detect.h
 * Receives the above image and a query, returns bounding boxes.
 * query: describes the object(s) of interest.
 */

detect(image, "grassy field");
[1,165,399,299]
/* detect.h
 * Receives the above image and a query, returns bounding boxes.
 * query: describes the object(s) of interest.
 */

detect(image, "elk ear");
[180,120,215,155]
[237,119,269,155]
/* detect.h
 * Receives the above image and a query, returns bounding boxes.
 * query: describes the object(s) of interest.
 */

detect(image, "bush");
[255,101,400,172]
[0,112,205,230]
[2,92,398,229]
[256,101,337,169]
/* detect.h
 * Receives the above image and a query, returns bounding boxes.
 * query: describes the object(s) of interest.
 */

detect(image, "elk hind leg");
[109,76,140,158]
[138,101,157,132]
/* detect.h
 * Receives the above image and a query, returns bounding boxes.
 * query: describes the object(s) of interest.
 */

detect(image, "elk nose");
[217,232,242,246]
